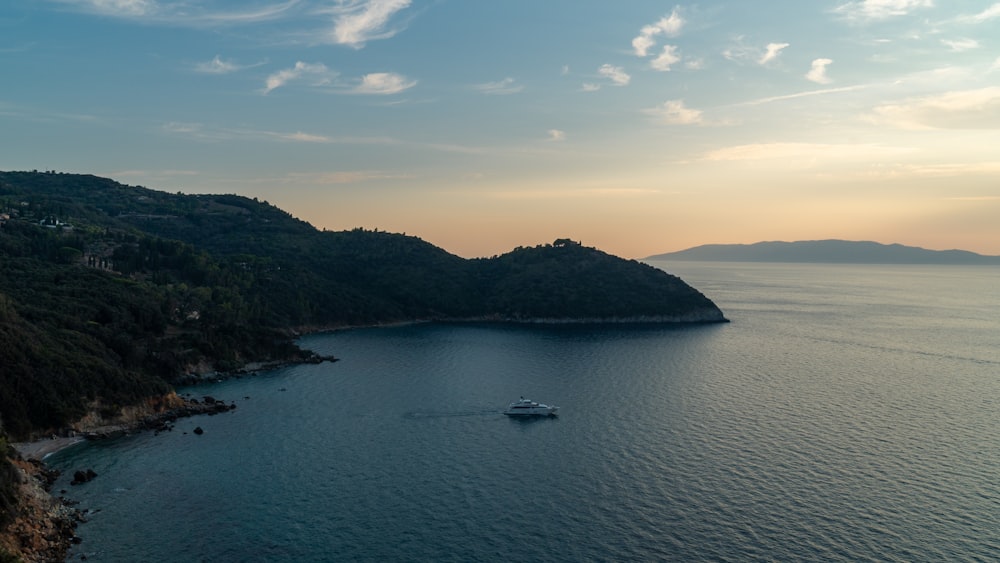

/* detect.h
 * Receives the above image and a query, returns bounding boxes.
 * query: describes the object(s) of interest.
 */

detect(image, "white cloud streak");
[806,58,834,84]
[940,38,979,52]
[547,129,566,142]
[759,42,789,65]
[651,45,681,71]
[195,55,240,74]
[263,61,334,94]
[598,64,630,86]
[326,0,411,48]
[965,3,1000,23]
[59,0,157,16]
[833,0,934,22]
[352,72,416,94]
[870,87,1000,130]
[644,100,703,125]
[51,0,301,25]
[473,77,523,95]
[702,142,912,162]
[732,85,869,107]
[632,8,684,56]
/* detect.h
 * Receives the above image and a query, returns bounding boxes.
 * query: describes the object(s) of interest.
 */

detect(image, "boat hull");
[502,400,559,416]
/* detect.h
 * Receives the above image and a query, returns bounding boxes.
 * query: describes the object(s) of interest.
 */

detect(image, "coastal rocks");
[70,470,97,486]
[2,392,241,562]
[193,427,204,435]
[0,459,81,563]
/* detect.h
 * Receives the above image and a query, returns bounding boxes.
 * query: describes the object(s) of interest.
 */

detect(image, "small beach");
[12,437,86,462]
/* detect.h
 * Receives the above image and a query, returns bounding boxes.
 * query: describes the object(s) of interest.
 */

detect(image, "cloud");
[724,38,788,66]
[644,100,703,125]
[56,0,158,17]
[957,3,1000,23]
[50,0,301,25]
[581,83,601,92]
[870,87,1000,130]
[940,38,979,52]
[163,122,329,142]
[547,129,566,142]
[263,61,334,94]
[281,171,408,185]
[650,45,681,71]
[278,131,331,143]
[759,42,790,65]
[631,8,684,56]
[163,121,203,134]
[195,55,242,74]
[805,58,833,84]
[702,142,912,162]
[473,77,523,95]
[732,85,868,107]
[352,72,416,94]
[833,0,934,22]
[598,64,630,86]
[326,0,411,48]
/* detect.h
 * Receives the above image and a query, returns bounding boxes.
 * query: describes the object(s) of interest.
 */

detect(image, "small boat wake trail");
[402,410,500,419]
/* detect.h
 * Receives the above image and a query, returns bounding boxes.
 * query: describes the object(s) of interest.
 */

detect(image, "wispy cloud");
[956,3,1000,24]
[833,0,934,22]
[651,45,681,71]
[351,72,416,94]
[473,77,523,95]
[54,0,158,17]
[194,55,262,74]
[263,61,335,94]
[806,58,834,84]
[759,42,790,65]
[644,100,703,125]
[597,64,630,86]
[547,129,566,142]
[870,87,1000,130]
[940,38,979,52]
[162,121,398,145]
[632,8,684,57]
[732,85,869,107]
[723,38,789,66]
[50,0,301,26]
[278,131,332,143]
[581,83,601,92]
[282,171,410,184]
[324,0,411,48]
[702,142,912,162]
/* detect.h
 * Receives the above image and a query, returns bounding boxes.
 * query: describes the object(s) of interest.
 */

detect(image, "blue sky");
[2,0,999,257]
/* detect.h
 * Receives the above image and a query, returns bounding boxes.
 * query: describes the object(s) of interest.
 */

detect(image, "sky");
[2,1,999,258]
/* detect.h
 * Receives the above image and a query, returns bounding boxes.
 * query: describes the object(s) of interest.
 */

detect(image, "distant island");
[646,240,1000,265]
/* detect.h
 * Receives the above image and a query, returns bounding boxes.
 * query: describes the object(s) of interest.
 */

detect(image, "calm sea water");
[50,262,1000,562]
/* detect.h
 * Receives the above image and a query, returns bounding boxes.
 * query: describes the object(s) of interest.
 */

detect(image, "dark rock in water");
[71,469,98,485]
[193,426,204,435]
[202,396,217,405]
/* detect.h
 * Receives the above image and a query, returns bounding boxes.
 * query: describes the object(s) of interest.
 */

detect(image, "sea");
[49,262,1000,562]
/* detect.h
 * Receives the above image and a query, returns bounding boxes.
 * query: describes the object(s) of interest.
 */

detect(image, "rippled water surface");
[51,262,1000,561]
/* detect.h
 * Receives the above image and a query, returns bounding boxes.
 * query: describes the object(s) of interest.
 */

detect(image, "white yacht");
[503,397,559,416]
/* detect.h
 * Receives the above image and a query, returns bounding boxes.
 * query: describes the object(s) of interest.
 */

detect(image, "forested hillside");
[0,170,725,440]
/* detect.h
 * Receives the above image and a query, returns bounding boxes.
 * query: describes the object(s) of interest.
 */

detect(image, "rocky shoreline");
[2,393,238,562]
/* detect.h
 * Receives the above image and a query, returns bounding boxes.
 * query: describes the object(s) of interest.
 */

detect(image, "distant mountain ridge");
[646,240,1000,265]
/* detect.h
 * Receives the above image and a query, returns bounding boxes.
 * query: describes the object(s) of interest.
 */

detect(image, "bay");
[50,262,1000,561]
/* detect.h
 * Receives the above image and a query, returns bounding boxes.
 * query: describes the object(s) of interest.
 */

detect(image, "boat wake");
[402,410,500,420]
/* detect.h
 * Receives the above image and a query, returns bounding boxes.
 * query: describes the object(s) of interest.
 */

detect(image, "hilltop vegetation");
[0,170,724,441]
